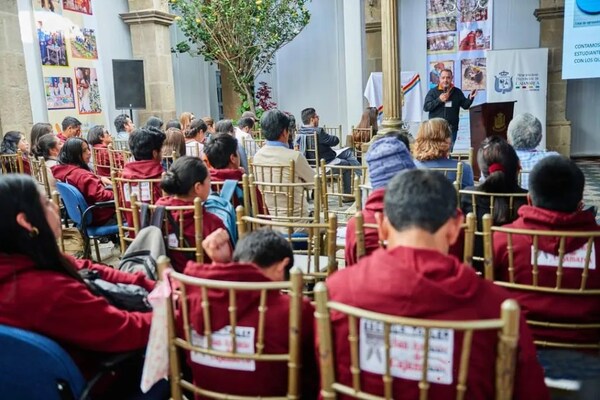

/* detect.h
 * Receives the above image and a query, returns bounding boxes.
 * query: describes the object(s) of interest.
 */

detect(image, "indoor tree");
[170,0,311,114]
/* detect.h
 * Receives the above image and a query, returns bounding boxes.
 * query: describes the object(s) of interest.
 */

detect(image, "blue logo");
[494,71,513,94]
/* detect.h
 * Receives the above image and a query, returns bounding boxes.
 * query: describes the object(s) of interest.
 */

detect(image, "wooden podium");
[469,101,516,177]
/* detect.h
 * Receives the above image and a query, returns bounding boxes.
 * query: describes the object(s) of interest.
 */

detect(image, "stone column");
[534,0,571,156]
[378,0,403,135]
[121,0,177,124]
[0,0,34,137]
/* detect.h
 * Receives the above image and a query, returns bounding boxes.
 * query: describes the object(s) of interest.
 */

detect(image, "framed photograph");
[427,16,457,34]
[75,67,102,114]
[429,60,455,89]
[34,0,63,13]
[460,0,489,22]
[458,23,491,51]
[427,0,459,19]
[461,58,487,91]
[62,0,92,15]
[427,32,458,54]
[70,26,98,59]
[44,77,75,110]
[36,21,68,66]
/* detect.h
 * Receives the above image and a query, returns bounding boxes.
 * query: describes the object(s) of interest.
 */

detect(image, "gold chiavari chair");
[350,126,373,160]
[112,139,129,151]
[163,254,305,400]
[30,156,51,198]
[249,159,296,185]
[320,159,367,208]
[431,162,464,200]
[107,144,130,174]
[91,146,111,177]
[111,172,163,252]
[0,150,24,174]
[483,215,600,350]
[295,130,320,168]
[52,190,65,252]
[131,194,204,264]
[315,282,520,400]
[162,150,179,170]
[323,124,343,147]
[450,147,474,167]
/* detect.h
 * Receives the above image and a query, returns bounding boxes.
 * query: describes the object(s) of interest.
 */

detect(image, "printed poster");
[32,0,106,136]
[426,0,493,151]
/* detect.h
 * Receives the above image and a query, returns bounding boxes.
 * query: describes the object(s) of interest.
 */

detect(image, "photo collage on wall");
[33,0,104,135]
[425,0,493,150]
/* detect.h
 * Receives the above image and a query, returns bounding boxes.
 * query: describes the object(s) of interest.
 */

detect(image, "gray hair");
[507,113,542,150]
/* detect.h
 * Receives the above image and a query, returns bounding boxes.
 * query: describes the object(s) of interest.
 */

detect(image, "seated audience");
[114,113,135,141]
[156,156,229,271]
[30,122,53,157]
[252,110,315,221]
[216,119,249,172]
[204,133,267,215]
[123,127,166,199]
[165,119,181,130]
[87,125,117,177]
[507,113,559,190]
[145,116,164,132]
[36,134,62,193]
[345,133,415,266]
[234,117,258,157]
[52,138,115,226]
[179,111,194,132]
[325,169,549,399]
[298,107,361,194]
[493,156,600,345]
[181,228,317,398]
[184,118,207,157]
[202,116,216,136]
[1,131,31,174]
[285,112,296,149]
[413,118,474,188]
[58,116,81,143]
[0,174,157,398]
[353,106,378,153]
[162,127,186,159]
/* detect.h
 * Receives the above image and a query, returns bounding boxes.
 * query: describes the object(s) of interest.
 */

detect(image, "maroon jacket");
[0,253,153,380]
[93,143,123,177]
[181,261,318,399]
[155,196,229,272]
[493,205,600,344]
[57,132,69,143]
[209,168,268,215]
[325,246,549,400]
[51,163,115,226]
[345,189,464,266]
[120,160,164,229]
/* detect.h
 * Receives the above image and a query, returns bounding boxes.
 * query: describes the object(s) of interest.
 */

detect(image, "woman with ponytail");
[0,174,157,397]
[156,156,229,271]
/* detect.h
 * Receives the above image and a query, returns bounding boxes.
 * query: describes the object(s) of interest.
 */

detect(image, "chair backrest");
[314,283,520,400]
[236,205,338,292]
[450,148,474,166]
[323,124,343,145]
[131,193,204,263]
[107,144,130,174]
[0,324,85,399]
[52,190,65,252]
[165,262,304,400]
[162,150,179,170]
[482,215,600,349]
[30,156,51,198]
[112,172,163,251]
[0,150,24,174]
[295,130,320,167]
[320,159,367,210]
[91,146,111,176]
[242,136,260,157]
[249,158,296,185]
[185,141,203,157]
[351,126,373,160]
[55,181,89,227]
[430,161,464,194]
[112,139,129,151]
[517,169,532,188]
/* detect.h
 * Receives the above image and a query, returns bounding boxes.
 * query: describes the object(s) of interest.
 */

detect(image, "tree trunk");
[219,64,243,119]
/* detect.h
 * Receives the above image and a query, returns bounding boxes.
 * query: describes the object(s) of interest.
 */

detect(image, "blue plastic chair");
[56,181,118,261]
[0,324,86,400]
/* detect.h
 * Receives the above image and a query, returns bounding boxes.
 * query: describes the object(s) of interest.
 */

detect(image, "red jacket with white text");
[493,205,600,344]
[120,159,164,229]
[325,246,549,400]
[180,261,318,399]
[51,163,115,225]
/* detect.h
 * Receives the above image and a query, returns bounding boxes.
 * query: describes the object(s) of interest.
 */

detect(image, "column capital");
[120,9,176,26]
[534,6,564,21]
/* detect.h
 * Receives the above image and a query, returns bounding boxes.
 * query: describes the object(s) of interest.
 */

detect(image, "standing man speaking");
[423,69,477,150]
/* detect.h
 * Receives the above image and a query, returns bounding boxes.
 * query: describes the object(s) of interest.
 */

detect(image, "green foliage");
[170,0,311,113]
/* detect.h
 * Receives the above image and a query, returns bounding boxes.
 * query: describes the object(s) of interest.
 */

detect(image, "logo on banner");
[494,71,513,94]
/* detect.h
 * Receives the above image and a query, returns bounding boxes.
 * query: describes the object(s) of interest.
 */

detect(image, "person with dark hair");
[423,69,476,150]
[234,117,257,157]
[298,107,361,193]
[507,113,559,189]
[30,122,53,157]
[493,155,600,345]
[204,133,267,215]
[87,125,117,177]
[156,156,229,271]
[253,110,315,219]
[178,228,318,398]
[114,113,135,140]
[59,116,82,143]
[0,174,161,398]
[285,112,297,149]
[345,135,416,266]
[325,169,549,400]
[52,137,115,226]
[184,118,207,157]
[214,119,249,172]
[1,131,31,174]
[162,127,186,159]
[145,116,163,131]
[36,134,62,192]
[202,116,215,135]
[166,119,181,130]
